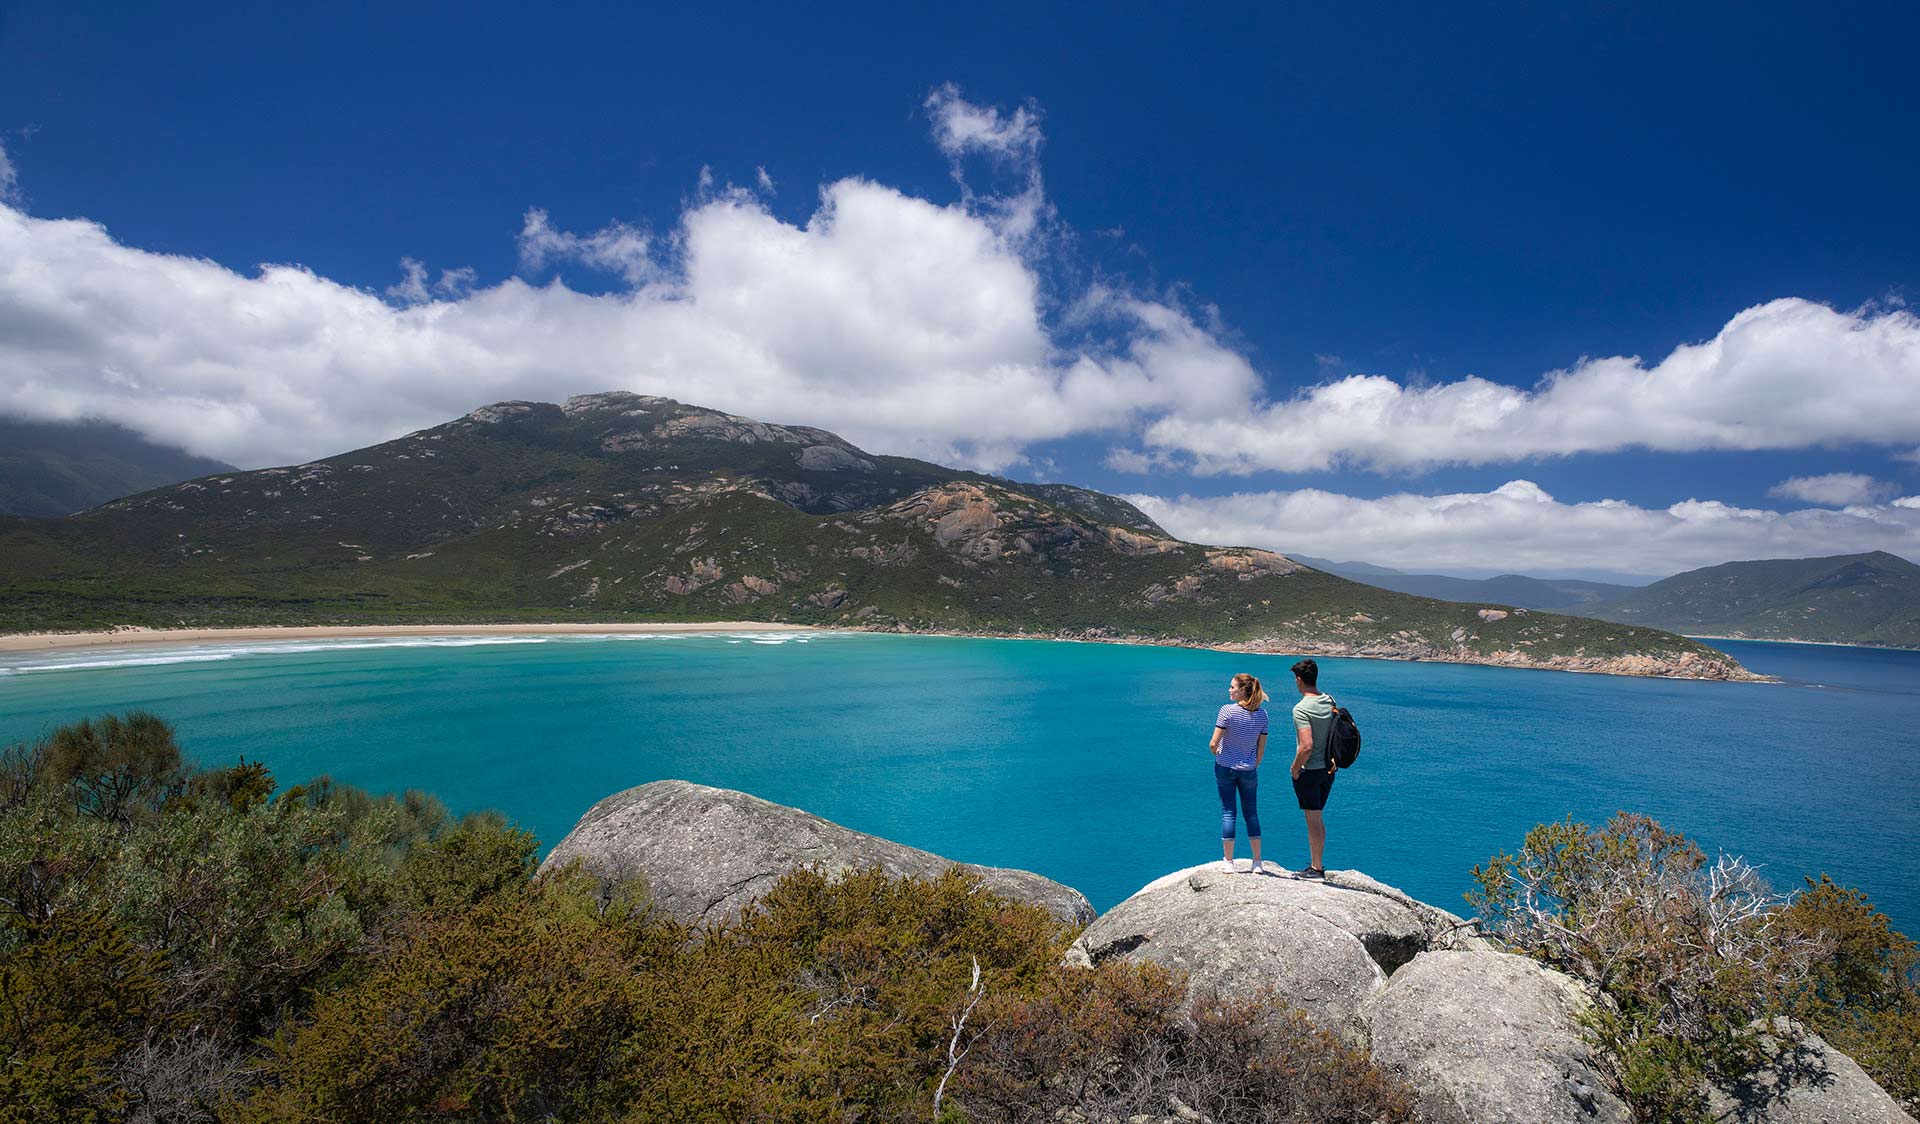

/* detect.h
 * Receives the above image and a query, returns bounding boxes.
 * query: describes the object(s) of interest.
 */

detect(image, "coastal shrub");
[100,779,406,1031]
[615,865,1083,1122]
[1771,875,1920,1111]
[1469,813,1906,1122]
[395,809,539,911]
[0,910,164,1124]
[38,711,188,824]
[952,957,1190,1118]
[956,971,1416,1123]
[227,877,677,1124]
[0,715,550,1121]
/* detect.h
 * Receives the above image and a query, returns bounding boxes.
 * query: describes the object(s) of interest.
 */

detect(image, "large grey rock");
[1709,1019,1915,1124]
[796,444,874,471]
[1358,949,1629,1124]
[539,780,1095,927]
[1063,864,1485,1031]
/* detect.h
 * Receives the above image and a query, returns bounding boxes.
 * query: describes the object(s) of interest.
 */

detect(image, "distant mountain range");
[1584,551,1920,648]
[0,392,1750,679]
[1290,556,1641,611]
[0,417,236,517]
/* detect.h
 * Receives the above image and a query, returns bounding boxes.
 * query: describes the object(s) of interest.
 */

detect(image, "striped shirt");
[1214,703,1269,771]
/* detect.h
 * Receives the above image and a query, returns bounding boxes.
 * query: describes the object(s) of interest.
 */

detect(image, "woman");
[1209,672,1270,873]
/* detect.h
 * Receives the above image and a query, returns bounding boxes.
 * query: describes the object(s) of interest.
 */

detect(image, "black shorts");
[1292,767,1335,811]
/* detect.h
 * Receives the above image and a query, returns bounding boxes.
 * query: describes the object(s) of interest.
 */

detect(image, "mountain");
[1291,556,1641,611]
[1585,551,1920,647]
[1289,555,1408,579]
[0,392,1752,679]
[0,417,237,517]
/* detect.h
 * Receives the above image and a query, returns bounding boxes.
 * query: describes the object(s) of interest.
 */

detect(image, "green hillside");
[1587,551,1920,647]
[0,417,237,516]
[0,392,1752,678]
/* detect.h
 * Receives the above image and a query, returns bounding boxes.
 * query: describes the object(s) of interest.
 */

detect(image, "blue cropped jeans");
[1214,763,1260,841]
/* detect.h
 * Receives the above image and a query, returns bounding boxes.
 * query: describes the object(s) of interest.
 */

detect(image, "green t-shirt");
[1292,693,1335,770]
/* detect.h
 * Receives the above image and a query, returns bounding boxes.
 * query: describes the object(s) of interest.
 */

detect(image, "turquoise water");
[1,632,1915,934]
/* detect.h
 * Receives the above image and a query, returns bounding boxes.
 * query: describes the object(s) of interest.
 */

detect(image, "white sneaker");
[1249,860,1265,874]
[1218,859,1236,873]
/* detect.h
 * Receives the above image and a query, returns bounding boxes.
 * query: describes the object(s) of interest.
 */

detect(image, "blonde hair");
[1231,673,1267,709]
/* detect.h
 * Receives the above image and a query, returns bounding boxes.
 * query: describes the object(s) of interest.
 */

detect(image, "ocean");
[2,632,1915,934]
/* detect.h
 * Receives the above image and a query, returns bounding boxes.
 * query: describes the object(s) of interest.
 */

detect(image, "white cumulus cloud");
[1129,298,1920,474]
[1767,472,1890,506]
[0,179,1252,469]
[1128,482,1920,578]
[515,208,658,285]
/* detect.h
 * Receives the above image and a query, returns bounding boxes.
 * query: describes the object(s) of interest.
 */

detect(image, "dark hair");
[1291,658,1319,688]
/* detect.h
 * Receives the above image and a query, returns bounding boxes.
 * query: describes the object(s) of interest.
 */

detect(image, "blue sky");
[2,1,1917,578]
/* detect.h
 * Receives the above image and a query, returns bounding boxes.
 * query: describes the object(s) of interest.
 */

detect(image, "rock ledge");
[540,780,1094,927]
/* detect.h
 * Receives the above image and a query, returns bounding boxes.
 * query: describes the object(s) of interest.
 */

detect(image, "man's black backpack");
[1327,702,1361,769]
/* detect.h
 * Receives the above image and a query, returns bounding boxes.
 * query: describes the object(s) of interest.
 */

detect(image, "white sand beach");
[0,622,820,654]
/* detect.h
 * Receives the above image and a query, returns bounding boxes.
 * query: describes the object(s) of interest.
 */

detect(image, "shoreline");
[0,622,819,654]
[0,621,1767,683]
[1686,634,1918,653]
[860,626,1773,683]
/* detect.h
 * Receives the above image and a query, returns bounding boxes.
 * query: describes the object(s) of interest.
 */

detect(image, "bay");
[1,632,1915,934]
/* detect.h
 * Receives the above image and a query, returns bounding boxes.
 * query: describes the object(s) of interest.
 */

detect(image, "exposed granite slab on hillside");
[1359,949,1629,1124]
[540,779,1094,927]
[1064,864,1486,1031]
[1708,1018,1916,1124]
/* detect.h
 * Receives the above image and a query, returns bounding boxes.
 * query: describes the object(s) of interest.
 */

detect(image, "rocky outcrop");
[1073,867,1911,1124]
[540,780,1094,927]
[1103,526,1182,556]
[1217,634,1766,681]
[1064,865,1485,1032]
[1358,949,1629,1124]
[1708,1019,1915,1124]
[796,444,874,471]
[1205,548,1303,579]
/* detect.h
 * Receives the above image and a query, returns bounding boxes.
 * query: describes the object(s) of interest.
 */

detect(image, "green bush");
[39,711,187,824]
[1771,876,1920,1112]
[1471,813,1919,1122]
[229,877,674,1123]
[0,714,543,1121]
[0,910,163,1124]
[957,970,1415,1123]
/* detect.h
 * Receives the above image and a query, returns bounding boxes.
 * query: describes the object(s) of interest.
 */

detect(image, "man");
[1287,658,1337,879]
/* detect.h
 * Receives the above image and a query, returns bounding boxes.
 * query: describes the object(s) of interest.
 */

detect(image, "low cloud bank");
[1130,482,1920,578]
